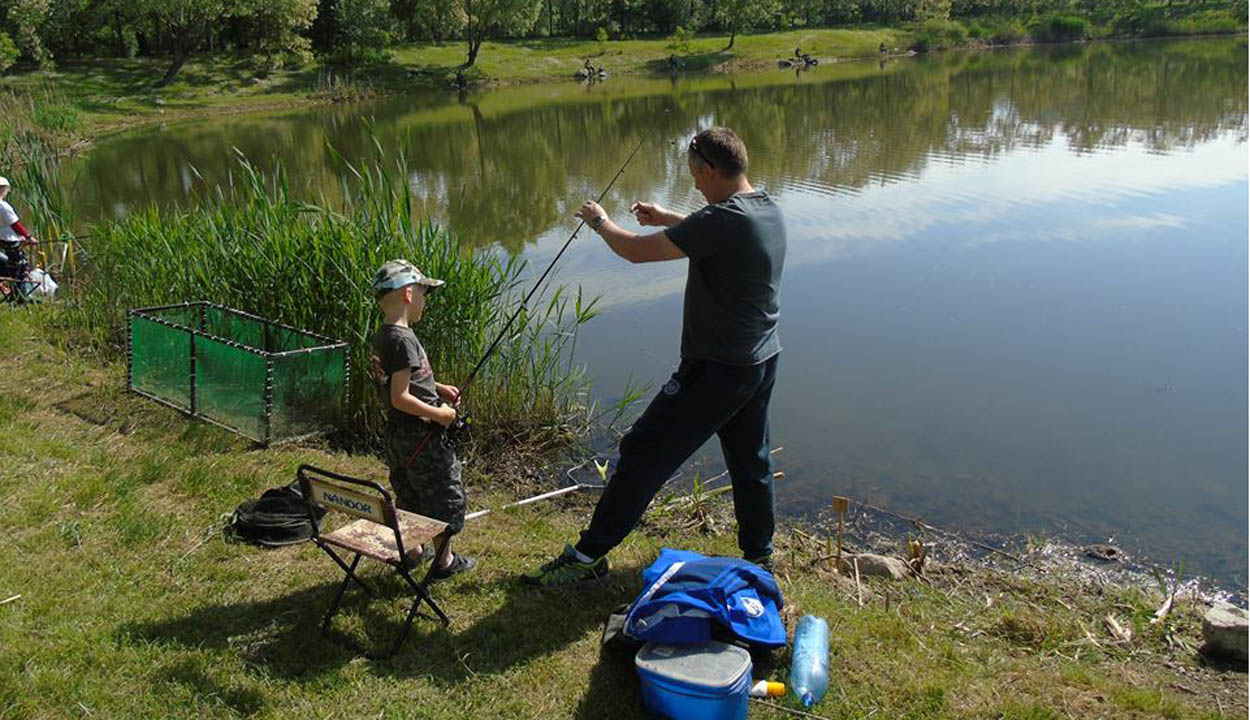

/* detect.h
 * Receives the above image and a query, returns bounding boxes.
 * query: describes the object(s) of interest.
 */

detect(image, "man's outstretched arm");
[577,200,686,264]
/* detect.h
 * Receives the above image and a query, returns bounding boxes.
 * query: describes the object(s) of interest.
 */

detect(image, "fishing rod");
[464,483,599,522]
[403,137,646,469]
[13,233,93,248]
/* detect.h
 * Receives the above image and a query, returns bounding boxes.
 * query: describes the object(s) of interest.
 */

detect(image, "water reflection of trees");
[64,38,1246,251]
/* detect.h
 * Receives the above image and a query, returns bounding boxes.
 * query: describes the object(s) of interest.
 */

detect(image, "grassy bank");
[0,27,903,164]
[1,308,1245,719]
[2,23,1245,165]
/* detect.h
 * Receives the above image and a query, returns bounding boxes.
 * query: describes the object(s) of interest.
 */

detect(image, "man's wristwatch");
[590,215,607,229]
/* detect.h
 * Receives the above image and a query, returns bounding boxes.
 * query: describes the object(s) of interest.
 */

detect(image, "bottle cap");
[750,680,786,698]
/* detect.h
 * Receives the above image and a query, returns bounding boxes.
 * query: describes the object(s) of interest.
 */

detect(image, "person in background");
[0,176,35,280]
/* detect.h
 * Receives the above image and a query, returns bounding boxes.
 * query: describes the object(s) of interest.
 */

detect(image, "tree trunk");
[113,10,126,56]
[725,28,736,50]
[465,31,481,67]
[158,41,188,87]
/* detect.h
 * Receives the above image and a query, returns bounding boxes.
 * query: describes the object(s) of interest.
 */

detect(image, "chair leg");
[375,583,426,659]
[320,550,365,638]
[401,567,451,626]
[418,533,452,624]
[320,544,374,595]
[315,537,453,658]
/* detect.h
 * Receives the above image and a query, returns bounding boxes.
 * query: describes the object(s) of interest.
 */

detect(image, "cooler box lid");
[635,641,752,690]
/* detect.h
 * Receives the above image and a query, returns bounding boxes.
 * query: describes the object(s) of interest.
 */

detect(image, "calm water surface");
[61,37,1249,584]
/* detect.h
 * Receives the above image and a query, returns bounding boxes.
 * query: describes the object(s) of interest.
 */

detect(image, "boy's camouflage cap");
[371,259,445,295]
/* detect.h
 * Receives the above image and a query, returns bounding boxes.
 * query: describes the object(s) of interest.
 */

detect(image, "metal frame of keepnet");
[126,301,350,445]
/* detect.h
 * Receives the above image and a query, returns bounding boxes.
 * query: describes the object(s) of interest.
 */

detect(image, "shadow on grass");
[54,385,256,455]
[265,60,455,97]
[574,644,646,719]
[156,659,268,715]
[54,388,120,427]
[516,37,605,53]
[117,566,639,685]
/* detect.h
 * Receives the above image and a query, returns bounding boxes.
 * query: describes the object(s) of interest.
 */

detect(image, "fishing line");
[403,137,646,469]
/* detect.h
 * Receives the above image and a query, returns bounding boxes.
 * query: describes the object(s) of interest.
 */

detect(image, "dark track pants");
[575,354,779,560]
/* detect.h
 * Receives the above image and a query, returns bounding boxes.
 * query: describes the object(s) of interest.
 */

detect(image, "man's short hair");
[689,127,749,177]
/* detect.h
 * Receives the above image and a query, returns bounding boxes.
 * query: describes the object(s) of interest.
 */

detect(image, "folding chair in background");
[297,464,451,658]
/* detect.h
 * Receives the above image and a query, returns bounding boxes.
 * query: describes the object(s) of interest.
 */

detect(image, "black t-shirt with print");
[371,324,439,429]
[665,190,786,366]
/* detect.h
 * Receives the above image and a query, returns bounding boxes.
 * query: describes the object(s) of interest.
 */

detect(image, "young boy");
[370,259,475,579]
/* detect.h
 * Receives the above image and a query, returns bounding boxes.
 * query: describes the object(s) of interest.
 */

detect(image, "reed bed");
[0,84,82,170]
[59,151,599,444]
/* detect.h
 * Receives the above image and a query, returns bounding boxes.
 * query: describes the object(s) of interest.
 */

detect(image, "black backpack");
[226,482,326,547]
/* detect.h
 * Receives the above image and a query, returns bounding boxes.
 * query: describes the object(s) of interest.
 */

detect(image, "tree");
[138,0,230,86]
[0,32,17,73]
[392,0,463,42]
[712,0,776,48]
[4,0,53,67]
[459,0,540,67]
[243,0,318,69]
[138,0,316,85]
[322,0,391,64]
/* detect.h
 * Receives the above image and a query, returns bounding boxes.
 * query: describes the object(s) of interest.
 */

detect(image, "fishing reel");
[447,409,472,441]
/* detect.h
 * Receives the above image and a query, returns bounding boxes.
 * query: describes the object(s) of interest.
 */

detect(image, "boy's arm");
[389,368,456,427]
[435,382,460,405]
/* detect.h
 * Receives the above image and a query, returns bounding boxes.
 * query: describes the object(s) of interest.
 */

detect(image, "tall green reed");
[66,150,599,444]
[0,83,82,170]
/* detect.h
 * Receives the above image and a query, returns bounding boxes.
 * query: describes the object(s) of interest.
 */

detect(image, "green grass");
[390,26,907,81]
[0,308,1244,719]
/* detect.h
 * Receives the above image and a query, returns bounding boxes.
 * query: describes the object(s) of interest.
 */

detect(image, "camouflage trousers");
[385,423,466,535]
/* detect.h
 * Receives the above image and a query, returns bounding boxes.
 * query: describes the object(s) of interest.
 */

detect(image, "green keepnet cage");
[127,302,349,444]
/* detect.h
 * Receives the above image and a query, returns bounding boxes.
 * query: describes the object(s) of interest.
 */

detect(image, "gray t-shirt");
[665,190,786,365]
[371,324,440,429]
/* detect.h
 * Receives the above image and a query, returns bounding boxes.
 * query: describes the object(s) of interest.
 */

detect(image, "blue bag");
[624,548,786,649]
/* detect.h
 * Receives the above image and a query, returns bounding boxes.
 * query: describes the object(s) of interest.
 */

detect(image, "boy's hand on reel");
[436,405,458,428]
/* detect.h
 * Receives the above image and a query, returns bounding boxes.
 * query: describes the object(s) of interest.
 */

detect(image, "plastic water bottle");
[790,615,830,708]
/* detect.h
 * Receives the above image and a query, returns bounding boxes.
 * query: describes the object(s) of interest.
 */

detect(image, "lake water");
[60,37,1248,585]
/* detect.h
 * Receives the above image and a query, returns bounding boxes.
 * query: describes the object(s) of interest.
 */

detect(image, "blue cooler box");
[635,641,753,720]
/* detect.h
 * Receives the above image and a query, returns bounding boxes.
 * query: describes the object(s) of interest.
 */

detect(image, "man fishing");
[522,126,787,586]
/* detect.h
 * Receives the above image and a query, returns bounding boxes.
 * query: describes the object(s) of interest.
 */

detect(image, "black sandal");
[429,553,477,581]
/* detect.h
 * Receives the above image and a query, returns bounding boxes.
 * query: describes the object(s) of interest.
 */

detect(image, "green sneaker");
[521,544,609,586]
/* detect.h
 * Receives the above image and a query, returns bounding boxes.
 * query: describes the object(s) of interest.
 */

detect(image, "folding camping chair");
[296,464,451,658]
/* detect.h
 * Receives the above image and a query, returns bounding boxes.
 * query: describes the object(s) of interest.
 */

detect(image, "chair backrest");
[297,465,397,529]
